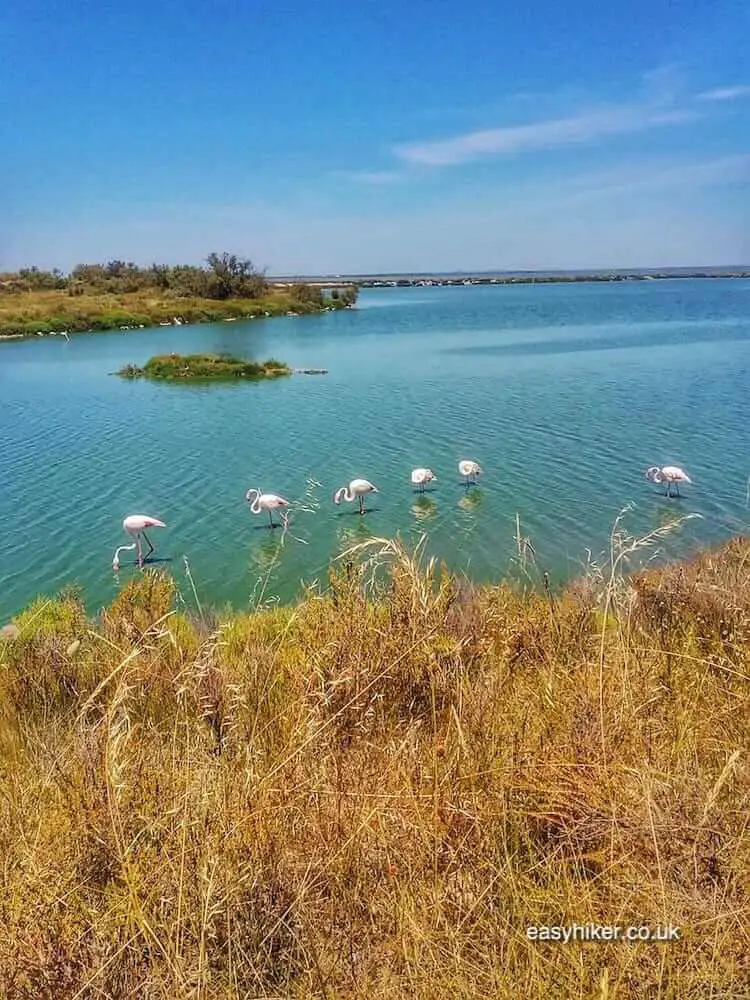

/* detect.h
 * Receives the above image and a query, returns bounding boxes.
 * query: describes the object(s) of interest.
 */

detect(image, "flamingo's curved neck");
[251,497,262,514]
[113,543,137,564]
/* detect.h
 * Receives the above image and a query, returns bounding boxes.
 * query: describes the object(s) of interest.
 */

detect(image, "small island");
[118,353,292,382]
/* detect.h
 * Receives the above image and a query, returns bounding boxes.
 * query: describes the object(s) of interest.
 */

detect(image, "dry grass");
[0,529,748,999]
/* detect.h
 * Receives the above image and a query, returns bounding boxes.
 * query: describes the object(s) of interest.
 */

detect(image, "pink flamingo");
[645,465,691,498]
[458,459,483,485]
[411,468,436,492]
[333,478,378,514]
[246,488,290,527]
[113,514,166,569]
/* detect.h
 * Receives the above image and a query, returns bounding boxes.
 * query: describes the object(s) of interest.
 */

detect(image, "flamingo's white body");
[245,488,290,527]
[646,465,691,498]
[333,478,378,514]
[458,459,483,485]
[411,468,436,491]
[113,514,166,569]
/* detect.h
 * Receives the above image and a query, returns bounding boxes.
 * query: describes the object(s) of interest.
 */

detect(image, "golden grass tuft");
[0,531,748,998]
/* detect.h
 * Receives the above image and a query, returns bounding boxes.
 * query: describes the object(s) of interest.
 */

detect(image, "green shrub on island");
[118,353,292,381]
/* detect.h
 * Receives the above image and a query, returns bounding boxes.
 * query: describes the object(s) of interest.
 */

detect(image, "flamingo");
[333,478,378,514]
[245,488,290,527]
[112,514,166,569]
[458,459,483,485]
[646,465,691,498]
[411,468,436,492]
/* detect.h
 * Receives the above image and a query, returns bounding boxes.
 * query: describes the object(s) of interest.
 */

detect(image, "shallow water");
[1,279,748,619]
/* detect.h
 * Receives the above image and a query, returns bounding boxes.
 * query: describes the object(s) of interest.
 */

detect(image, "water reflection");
[336,516,378,552]
[248,532,285,575]
[458,488,485,512]
[411,495,437,520]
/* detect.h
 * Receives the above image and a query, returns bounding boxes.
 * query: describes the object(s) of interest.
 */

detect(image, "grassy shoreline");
[0,287,352,340]
[1,536,748,997]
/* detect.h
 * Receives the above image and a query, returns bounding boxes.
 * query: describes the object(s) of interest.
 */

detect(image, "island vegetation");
[118,353,291,382]
[0,253,358,339]
[0,532,747,998]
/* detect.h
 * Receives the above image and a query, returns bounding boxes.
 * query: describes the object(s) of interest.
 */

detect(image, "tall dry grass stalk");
[0,524,748,999]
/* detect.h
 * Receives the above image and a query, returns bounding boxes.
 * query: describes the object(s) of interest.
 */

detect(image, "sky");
[1,0,749,273]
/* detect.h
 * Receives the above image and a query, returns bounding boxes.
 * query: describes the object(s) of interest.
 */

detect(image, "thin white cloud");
[696,85,750,102]
[640,64,689,105]
[394,106,698,167]
[332,169,404,185]
[557,154,750,206]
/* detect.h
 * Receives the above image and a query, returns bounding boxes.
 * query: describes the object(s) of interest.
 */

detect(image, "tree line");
[0,253,355,304]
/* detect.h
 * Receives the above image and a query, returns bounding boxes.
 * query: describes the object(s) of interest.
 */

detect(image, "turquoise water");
[1,279,749,619]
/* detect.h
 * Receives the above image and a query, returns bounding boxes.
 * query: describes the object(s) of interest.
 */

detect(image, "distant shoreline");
[2,269,747,341]
[297,269,750,289]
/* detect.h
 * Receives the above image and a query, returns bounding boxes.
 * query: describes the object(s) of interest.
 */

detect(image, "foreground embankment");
[0,538,748,998]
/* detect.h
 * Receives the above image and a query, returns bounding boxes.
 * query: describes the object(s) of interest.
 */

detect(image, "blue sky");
[2,0,749,273]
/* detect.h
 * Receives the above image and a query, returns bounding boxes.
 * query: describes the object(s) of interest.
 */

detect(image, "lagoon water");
[1,279,749,619]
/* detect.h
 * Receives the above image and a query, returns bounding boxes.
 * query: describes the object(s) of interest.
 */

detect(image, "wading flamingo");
[410,468,436,492]
[645,465,691,498]
[333,478,378,514]
[113,514,166,569]
[245,488,290,527]
[458,459,483,485]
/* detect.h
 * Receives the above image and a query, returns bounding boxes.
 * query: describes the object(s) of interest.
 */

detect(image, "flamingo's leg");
[675,483,681,498]
[136,535,144,567]
[268,508,275,528]
[359,495,365,514]
[142,530,155,561]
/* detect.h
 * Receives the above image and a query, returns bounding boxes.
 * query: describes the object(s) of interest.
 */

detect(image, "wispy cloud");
[394,105,698,167]
[696,85,750,102]
[332,169,404,185]
[560,154,750,204]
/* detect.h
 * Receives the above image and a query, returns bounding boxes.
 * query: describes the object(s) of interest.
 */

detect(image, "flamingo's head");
[112,557,120,571]
[645,466,663,483]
